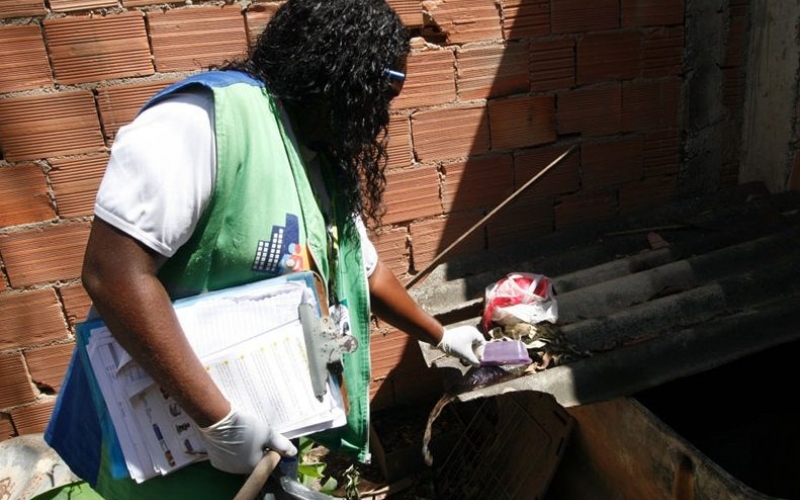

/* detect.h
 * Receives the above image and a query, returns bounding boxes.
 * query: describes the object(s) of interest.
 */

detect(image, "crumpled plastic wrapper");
[482,272,558,331]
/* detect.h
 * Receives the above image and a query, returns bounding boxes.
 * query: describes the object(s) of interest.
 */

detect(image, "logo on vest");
[252,213,306,274]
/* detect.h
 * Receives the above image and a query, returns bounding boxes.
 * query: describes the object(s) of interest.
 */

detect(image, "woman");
[45,0,485,498]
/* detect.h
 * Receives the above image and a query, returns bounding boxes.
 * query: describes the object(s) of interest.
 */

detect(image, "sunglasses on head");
[384,68,405,98]
[384,69,405,81]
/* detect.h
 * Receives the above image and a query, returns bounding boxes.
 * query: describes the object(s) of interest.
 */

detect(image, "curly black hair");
[222,0,410,229]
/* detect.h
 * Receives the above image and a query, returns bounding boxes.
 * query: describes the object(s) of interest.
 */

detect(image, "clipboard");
[78,271,350,483]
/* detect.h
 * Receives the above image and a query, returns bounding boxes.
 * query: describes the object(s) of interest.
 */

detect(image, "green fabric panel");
[306,165,372,463]
[157,82,328,298]
[269,98,330,287]
[331,208,372,463]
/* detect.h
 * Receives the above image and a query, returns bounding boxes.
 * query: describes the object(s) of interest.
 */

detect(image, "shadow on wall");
[370,0,688,409]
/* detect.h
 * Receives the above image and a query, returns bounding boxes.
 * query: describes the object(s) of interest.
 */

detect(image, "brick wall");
[0,0,751,440]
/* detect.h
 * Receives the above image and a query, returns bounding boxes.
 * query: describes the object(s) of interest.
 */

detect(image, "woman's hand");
[437,325,487,366]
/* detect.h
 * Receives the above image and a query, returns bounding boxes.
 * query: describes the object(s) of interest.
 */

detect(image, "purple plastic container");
[478,340,532,366]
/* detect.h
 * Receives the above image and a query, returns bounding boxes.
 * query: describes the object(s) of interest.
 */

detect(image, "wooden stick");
[233,450,283,500]
[404,145,577,290]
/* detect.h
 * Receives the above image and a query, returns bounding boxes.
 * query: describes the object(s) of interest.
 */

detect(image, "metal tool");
[404,145,578,290]
[299,288,359,399]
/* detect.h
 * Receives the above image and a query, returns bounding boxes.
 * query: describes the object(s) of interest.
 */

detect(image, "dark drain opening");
[634,338,800,499]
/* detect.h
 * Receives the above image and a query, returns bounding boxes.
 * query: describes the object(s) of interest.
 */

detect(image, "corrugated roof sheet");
[413,181,800,406]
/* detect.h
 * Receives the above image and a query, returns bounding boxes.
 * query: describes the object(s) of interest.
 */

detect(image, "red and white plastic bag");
[482,272,558,331]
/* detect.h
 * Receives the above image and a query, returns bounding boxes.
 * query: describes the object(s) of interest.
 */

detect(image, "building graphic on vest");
[252,213,304,274]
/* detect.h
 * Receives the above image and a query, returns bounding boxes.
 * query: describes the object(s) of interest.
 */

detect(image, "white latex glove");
[437,325,487,367]
[198,407,297,474]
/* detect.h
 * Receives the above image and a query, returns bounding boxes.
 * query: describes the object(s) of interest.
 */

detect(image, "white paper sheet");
[82,272,346,482]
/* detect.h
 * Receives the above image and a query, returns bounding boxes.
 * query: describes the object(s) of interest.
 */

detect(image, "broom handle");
[404,145,577,290]
[233,450,282,500]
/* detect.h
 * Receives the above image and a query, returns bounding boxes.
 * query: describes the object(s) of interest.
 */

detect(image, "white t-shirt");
[96,88,378,277]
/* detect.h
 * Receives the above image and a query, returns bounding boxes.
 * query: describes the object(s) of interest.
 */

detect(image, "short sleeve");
[354,215,378,278]
[94,89,216,257]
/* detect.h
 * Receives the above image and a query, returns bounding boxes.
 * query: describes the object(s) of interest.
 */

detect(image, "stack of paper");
[80,272,346,483]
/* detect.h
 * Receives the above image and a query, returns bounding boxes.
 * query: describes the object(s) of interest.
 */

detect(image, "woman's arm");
[83,218,297,472]
[368,260,485,365]
[81,217,230,427]
[367,260,444,345]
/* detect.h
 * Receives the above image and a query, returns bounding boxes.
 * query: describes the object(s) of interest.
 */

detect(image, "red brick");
[386,114,413,169]
[581,136,644,187]
[456,42,529,101]
[488,94,556,150]
[370,328,409,379]
[721,121,740,168]
[409,211,485,271]
[50,0,115,12]
[514,144,581,201]
[442,154,514,214]
[368,325,442,409]
[557,84,622,137]
[44,12,152,85]
[552,0,619,34]
[619,175,678,214]
[423,0,502,44]
[9,399,55,435]
[387,0,424,28]
[393,50,456,110]
[389,355,441,406]
[383,166,441,225]
[622,80,680,131]
[0,222,91,287]
[412,104,490,161]
[0,164,54,227]
[487,197,553,248]
[577,31,642,85]
[555,190,617,230]
[369,377,395,411]
[0,0,45,18]
[643,27,684,78]
[719,162,739,189]
[730,0,749,16]
[791,154,800,193]
[0,25,52,93]
[49,153,109,218]
[369,226,409,277]
[245,2,282,46]
[0,414,14,440]
[723,67,744,108]
[0,353,36,408]
[0,289,70,351]
[97,79,179,141]
[0,90,104,161]
[644,128,680,177]
[530,37,575,91]
[622,0,684,27]
[370,323,442,405]
[725,15,747,67]
[148,6,248,73]
[502,0,550,40]
[59,283,93,330]
[24,343,75,393]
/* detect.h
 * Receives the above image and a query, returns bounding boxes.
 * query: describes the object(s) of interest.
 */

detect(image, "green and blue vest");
[45,70,372,500]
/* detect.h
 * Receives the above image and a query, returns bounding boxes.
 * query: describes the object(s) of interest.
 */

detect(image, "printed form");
[82,273,346,483]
